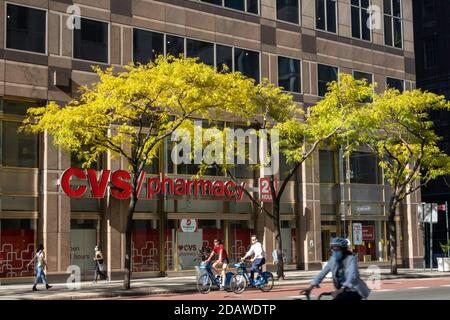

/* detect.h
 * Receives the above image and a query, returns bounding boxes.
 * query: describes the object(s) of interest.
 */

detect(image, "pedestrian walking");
[93,245,108,283]
[27,244,52,292]
[272,249,287,280]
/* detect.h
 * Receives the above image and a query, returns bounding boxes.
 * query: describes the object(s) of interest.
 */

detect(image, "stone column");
[41,131,71,282]
[299,150,322,270]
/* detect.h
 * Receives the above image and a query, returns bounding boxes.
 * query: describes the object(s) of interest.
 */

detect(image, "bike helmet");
[330,237,349,248]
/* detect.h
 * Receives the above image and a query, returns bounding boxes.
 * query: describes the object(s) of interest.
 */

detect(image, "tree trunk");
[272,202,284,279]
[387,197,398,275]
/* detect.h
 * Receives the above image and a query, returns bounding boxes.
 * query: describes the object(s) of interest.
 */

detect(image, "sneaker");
[32,285,37,292]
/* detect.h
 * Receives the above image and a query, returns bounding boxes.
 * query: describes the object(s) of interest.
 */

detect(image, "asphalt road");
[121,277,450,300]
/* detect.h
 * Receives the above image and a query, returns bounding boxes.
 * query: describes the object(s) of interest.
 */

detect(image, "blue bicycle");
[230,260,274,294]
[196,261,234,294]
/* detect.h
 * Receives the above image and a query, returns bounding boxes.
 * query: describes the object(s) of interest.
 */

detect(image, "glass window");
[6,4,46,54]
[132,220,160,272]
[326,0,337,33]
[348,152,381,184]
[1,196,38,211]
[423,35,437,69]
[384,0,402,48]
[247,0,259,14]
[0,100,37,116]
[70,198,101,212]
[234,48,260,83]
[70,219,99,274]
[277,0,299,24]
[225,0,245,11]
[351,0,371,41]
[316,0,326,30]
[0,219,36,278]
[133,29,164,64]
[202,0,222,4]
[316,0,337,33]
[353,71,373,84]
[216,45,233,72]
[73,18,109,63]
[319,150,335,183]
[2,121,38,168]
[317,64,338,97]
[422,0,435,22]
[386,77,404,92]
[186,39,214,66]
[278,56,301,93]
[166,35,184,57]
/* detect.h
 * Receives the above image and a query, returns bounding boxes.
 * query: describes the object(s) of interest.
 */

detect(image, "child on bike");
[205,239,229,290]
[300,237,371,300]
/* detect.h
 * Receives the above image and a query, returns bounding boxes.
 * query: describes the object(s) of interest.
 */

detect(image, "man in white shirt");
[242,235,266,284]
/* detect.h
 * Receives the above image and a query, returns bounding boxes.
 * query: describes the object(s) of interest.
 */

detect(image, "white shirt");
[244,242,265,259]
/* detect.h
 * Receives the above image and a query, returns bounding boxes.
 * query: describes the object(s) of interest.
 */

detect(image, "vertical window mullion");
[324,0,328,31]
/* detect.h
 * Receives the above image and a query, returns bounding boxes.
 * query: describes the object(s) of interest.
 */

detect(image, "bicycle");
[230,260,274,294]
[196,260,234,294]
[301,291,334,300]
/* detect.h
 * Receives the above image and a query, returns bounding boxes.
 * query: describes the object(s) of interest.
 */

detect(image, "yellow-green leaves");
[20,55,260,172]
[354,88,450,198]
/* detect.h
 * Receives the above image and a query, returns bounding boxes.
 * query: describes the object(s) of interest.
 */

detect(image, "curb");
[28,273,450,300]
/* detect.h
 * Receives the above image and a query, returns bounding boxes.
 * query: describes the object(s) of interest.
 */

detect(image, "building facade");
[413,0,450,267]
[0,0,422,281]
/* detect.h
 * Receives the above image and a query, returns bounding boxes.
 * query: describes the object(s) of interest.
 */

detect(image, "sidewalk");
[1,268,449,300]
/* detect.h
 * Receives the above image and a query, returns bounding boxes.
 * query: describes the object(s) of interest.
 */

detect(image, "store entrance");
[321,224,337,261]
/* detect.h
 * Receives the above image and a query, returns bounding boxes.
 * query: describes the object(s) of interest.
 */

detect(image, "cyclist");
[205,239,229,290]
[300,237,371,300]
[241,235,266,285]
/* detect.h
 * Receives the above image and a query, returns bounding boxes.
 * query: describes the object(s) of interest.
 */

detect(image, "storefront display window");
[351,220,387,262]
[0,219,36,278]
[280,220,296,264]
[229,220,255,262]
[70,219,99,275]
[132,220,160,272]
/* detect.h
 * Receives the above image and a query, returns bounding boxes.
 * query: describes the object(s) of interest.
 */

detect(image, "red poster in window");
[362,226,375,241]
[259,178,278,202]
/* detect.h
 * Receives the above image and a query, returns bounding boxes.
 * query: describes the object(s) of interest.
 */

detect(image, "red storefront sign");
[362,226,375,241]
[60,168,246,201]
[259,177,277,202]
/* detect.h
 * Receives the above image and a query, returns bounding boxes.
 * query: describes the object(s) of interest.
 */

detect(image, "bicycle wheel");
[197,274,212,294]
[258,272,274,292]
[230,274,247,294]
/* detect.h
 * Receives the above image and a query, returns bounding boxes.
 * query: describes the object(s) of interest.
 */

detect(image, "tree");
[197,74,373,278]
[351,89,450,274]
[20,56,259,289]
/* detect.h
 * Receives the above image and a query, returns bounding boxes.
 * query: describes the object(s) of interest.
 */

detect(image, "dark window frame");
[276,0,300,25]
[277,56,302,93]
[5,3,47,54]
[315,0,338,33]
[383,0,403,48]
[132,27,164,64]
[386,76,405,92]
[351,0,372,41]
[200,0,260,15]
[317,63,339,97]
[73,16,110,64]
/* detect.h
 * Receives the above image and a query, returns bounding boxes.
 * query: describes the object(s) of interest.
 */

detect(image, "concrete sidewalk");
[0,268,449,300]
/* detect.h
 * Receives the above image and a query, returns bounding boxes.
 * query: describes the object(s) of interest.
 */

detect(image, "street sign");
[425,203,438,224]
[353,223,363,245]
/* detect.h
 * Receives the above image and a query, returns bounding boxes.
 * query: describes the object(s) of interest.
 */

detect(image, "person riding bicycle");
[205,239,229,290]
[241,235,266,285]
[300,237,371,300]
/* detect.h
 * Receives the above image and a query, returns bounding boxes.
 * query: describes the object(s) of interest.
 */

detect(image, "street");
[120,277,450,300]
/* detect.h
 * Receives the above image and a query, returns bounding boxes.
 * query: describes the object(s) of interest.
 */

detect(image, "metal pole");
[422,203,426,271]
[430,212,433,272]
[446,201,449,257]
